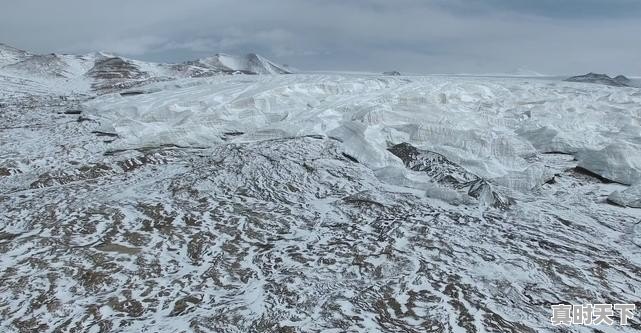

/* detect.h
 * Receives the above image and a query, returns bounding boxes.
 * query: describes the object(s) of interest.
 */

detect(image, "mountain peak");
[194,53,292,74]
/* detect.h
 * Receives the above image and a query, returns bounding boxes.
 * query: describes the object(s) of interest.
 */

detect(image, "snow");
[0,43,31,67]
[577,142,641,185]
[0,45,291,101]
[609,182,641,207]
[199,53,247,71]
[196,53,292,74]
[85,74,641,194]
[2,43,641,332]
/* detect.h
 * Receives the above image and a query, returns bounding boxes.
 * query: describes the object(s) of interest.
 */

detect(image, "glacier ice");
[84,74,641,197]
[577,142,641,185]
[608,183,641,208]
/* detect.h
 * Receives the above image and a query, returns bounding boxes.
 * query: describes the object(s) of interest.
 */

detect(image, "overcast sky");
[1,0,640,75]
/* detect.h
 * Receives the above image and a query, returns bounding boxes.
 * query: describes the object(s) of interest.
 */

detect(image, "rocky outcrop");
[87,57,147,80]
[564,73,632,87]
[387,142,477,186]
[388,142,512,208]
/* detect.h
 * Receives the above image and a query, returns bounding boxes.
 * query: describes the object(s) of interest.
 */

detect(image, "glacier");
[85,74,641,193]
[1,45,641,332]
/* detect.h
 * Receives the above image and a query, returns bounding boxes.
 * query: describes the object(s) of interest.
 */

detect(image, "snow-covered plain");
[2,57,641,332]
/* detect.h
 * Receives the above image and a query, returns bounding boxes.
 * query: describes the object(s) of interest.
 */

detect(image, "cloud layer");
[1,0,640,74]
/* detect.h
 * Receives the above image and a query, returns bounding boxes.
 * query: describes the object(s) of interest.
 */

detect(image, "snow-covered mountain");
[1,42,641,332]
[0,43,292,94]
[4,53,82,78]
[191,53,292,74]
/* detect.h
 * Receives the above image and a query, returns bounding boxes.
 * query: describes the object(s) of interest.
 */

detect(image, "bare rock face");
[86,56,166,93]
[388,142,512,208]
[467,178,512,209]
[87,57,147,80]
[383,71,401,76]
[564,73,632,87]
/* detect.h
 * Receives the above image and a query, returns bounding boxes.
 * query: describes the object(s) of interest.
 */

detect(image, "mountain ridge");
[0,42,292,93]
[0,43,31,67]
[564,72,633,87]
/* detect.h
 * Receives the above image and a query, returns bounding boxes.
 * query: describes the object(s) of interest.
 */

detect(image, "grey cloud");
[434,0,641,18]
[1,0,640,75]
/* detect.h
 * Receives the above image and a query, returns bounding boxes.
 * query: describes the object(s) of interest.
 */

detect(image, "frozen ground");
[1,70,641,332]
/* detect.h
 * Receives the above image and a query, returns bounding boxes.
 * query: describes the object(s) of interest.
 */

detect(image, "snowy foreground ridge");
[2,61,641,331]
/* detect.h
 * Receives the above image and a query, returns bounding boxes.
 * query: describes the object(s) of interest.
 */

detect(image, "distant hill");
[564,73,632,87]
[191,53,292,75]
[0,43,293,94]
[0,43,30,67]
